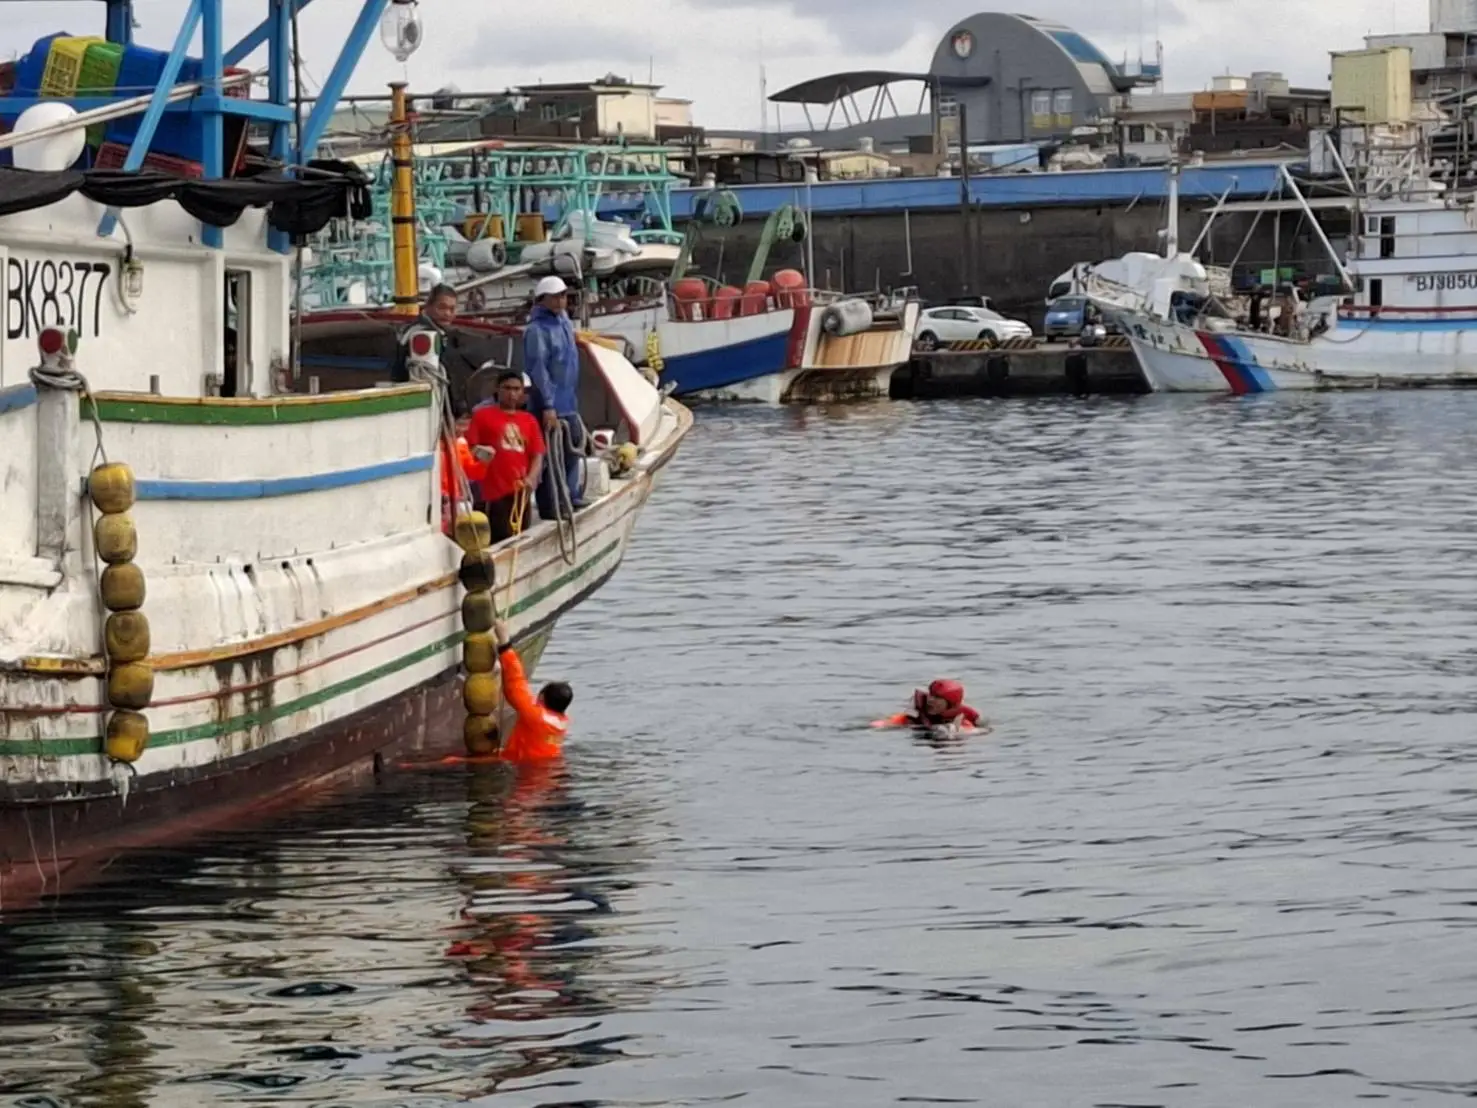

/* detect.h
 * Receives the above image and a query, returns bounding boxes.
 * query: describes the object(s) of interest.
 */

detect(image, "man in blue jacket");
[524,275,585,519]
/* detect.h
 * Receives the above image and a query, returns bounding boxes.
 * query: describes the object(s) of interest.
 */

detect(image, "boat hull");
[661,328,793,398]
[2,348,691,910]
[0,626,557,911]
[584,306,797,400]
[1125,313,1477,393]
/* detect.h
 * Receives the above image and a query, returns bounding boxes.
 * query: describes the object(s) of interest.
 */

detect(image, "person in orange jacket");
[439,415,486,532]
[491,618,572,762]
[873,679,983,731]
[441,415,486,498]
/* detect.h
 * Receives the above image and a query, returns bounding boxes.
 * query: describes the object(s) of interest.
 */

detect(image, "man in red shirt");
[466,370,546,541]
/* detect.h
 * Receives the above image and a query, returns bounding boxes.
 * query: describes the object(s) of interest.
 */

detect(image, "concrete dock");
[891,339,1147,399]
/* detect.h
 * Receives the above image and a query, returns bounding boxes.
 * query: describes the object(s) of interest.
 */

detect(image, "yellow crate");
[40,36,106,98]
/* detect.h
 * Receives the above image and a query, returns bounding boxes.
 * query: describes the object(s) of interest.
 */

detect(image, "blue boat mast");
[4,1,398,250]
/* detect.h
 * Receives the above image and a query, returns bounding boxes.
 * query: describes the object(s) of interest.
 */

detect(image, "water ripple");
[4,392,1477,1105]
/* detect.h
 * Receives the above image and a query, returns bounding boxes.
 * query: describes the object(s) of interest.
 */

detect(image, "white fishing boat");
[0,3,690,907]
[1065,162,1236,318]
[1117,133,1477,393]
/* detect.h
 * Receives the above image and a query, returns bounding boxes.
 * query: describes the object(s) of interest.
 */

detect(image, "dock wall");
[687,202,1332,330]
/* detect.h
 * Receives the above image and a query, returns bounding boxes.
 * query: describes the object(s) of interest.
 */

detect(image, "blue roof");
[665,164,1288,219]
[1047,29,1117,72]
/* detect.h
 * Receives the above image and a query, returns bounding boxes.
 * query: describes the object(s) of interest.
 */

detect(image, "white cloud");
[0,0,1437,130]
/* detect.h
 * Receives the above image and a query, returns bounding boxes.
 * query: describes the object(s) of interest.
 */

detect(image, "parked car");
[914,305,1033,350]
[1044,295,1112,345]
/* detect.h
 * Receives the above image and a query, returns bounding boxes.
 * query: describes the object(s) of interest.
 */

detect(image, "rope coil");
[545,417,583,566]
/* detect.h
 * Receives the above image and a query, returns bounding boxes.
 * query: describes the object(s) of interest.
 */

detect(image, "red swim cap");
[928,679,964,707]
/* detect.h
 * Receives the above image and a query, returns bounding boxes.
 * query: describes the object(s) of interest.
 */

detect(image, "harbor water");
[4,392,1477,1106]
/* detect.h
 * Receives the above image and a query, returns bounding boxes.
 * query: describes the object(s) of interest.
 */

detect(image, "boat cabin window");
[1380,217,1396,259]
[224,270,251,398]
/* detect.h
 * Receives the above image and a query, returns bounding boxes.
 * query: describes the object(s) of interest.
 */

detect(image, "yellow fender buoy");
[89,462,136,514]
[464,714,498,756]
[107,662,155,711]
[461,591,495,633]
[104,710,150,763]
[454,512,491,552]
[104,611,151,663]
[462,631,497,674]
[458,549,497,592]
[100,562,146,611]
[94,513,138,564]
[463,672,500,716]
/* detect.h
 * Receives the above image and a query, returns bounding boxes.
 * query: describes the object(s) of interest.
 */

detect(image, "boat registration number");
[5,258,113,341]
[1410,271,1477,293]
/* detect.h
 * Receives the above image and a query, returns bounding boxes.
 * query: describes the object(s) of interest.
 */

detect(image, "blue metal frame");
[0,0,391,250]
[105,0,135,44]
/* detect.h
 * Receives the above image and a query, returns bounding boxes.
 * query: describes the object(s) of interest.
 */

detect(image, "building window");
[539,102,560,122]
[1127,124,1146,144]
[1031,90,1052,117]
[1053,89,1073,116]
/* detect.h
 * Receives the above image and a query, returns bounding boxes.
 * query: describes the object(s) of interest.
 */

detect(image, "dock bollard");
[90,462,153,764]
[455,511,500,755]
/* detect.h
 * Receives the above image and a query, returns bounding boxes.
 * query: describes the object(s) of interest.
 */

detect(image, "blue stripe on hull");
[134,453,434,501]
[659,331,791,396]
[0,383,38,415]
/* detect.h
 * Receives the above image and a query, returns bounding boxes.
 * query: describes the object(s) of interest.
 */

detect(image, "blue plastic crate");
[12,33,70,97]
[103,45,204,161]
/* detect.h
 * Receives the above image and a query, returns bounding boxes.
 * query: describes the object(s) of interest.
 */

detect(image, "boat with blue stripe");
[1117,139,1477,394]
[0,0,691,908]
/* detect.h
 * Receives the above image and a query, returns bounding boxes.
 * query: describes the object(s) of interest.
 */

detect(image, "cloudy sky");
[6,1,1432,129]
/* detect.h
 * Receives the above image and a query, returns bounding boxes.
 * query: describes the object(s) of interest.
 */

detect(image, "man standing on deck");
[466,369,545,542]
[393,284,467,383]
[523,275,586,520]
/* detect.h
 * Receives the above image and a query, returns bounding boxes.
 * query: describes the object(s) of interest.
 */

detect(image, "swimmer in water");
[872,679,984,732]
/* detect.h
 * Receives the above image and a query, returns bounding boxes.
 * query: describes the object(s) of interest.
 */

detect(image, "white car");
[915,305,1033,350]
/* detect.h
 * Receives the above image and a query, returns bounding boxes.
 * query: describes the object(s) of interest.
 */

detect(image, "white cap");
[534,275,568,299]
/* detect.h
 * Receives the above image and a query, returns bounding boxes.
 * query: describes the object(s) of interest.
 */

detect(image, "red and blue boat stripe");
[1196,331,1276,394]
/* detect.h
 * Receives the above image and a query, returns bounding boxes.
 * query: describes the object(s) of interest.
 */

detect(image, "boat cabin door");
[222,270,251,397]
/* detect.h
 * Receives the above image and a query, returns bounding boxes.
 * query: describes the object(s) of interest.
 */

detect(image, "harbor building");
[707,11,1161,156]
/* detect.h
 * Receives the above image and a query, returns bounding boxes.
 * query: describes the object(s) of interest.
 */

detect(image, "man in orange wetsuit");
[873,679,983,730]
[492,618,572,761]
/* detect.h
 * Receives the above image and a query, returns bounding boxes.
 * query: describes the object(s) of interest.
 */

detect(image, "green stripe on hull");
[505,540,619,617]
[84,389,431,426]
[2,538,621,759]
[3,634,461,758]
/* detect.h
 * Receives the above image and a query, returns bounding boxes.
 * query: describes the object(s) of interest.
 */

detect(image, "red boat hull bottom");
[1,664,465,912]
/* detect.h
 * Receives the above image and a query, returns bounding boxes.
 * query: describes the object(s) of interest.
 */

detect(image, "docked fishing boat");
[303,144,802,399]
[702,287,921,403]
[0,3,690,907]
[1113,136,1477,393]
